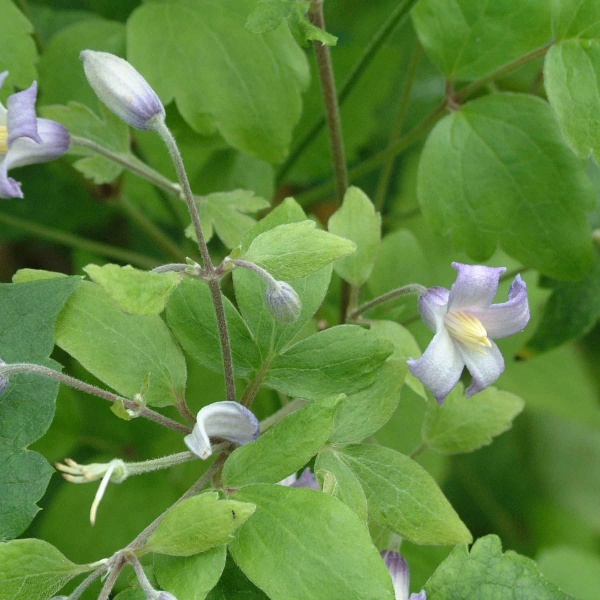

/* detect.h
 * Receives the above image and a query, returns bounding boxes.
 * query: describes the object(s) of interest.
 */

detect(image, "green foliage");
[328,186,381,286]
[335,444,472,545]
[552,0,600,40]
[222,396,342,487]
[412,0,551,80]
[141,492,255,557]
[425,535,574,599]
[0,539,89,600]
[229,484,396,600]
[55,281,187,407]
[423,385,525,455]
[242,220,356,280]
[418,93,595,280]
[127,0,309,163]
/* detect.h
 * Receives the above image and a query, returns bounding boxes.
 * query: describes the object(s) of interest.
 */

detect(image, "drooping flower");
[80,50,165,130]
[381,550,426,600]
[0,72,70,199]
[408,263,529,404]
[184,401,260,459]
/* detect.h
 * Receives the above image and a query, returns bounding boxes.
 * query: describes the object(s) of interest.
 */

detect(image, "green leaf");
[315,448,368,523]
[418,93,595,280]
[84,264,181,315]
[154,547,227,600]
[336,444,472,545]
[523,249,600,354]
[425,535,574,599]
[412,0,551,80]
[0,277,80,539]
[142,492,256,556]
[327,186,381,286]
[246,0,338,46]
[166,277,261,378]
[55,281,187,407]
[0,2,37,93]
[187,190,270,249]
[552,0,600,40]
[41,102,130,183]
[329,360,406,443]
[545,39,600,163]
[229,484,395,600]
[222,396,342,487]
[423,384,525,455]
[0,539,89,600]
[265,325,392,400]
[369,320,426,398]
[242,220,356,280]
[128,0,309,163]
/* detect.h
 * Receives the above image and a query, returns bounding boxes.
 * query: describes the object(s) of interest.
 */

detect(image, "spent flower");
[0,72,70,199]
[408,263,529,404]
[80,50,165,130]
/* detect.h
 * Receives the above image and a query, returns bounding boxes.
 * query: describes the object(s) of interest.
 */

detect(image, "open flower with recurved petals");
[408,263,529,404]
[0,72,70,198]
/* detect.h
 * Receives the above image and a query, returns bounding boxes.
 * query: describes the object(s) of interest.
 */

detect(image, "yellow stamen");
[444,310,492,354]
[0,126,8,154]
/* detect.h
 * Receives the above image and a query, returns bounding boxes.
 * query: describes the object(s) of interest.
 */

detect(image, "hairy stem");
[68,564,108,600]
[0,363,191,434]
[309,0,348,206]
[349,284,426,320]
[0,211,159,269]
[97,554,126,600]
[241,358,273,408]
[125,451,199,476]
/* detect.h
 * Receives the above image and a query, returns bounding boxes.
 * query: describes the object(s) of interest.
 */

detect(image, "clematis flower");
[381,550,426,600]
[184,401,260,459]
[408,263,529,404]
[0,72,70,198]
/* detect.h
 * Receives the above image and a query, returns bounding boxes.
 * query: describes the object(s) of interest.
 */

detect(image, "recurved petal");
[459,341,505,397]
[7,81,42,145]
[408,328,464,405]
[0,158,23,198]
[470,275,529,339]
[448,263,506,311]
[418,286,450,331]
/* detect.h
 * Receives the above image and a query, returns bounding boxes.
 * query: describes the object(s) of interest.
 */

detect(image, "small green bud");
[265,280,302,323]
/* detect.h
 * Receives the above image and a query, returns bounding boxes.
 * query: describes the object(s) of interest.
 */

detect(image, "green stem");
[242,358,273,408]
[374,43,422,211]
[408,441,428,459]
[97,554,126,600]
[349,283,426,320]
[125,451,198,477]
[277,0,418,181]
[309,0,348,206]
[260,398,307,431]
[0,210,160,269]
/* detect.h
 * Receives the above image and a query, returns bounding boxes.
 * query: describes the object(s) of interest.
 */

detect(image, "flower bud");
[0,358,8,395]
[80,50,165,130]
[265,280,302,323]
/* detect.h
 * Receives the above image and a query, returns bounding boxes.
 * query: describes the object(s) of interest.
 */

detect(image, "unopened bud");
[80,50,165,130]
[265,280,302,323]
[0,358,8,395]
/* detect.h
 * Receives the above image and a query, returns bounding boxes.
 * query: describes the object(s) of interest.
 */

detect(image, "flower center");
[444,310,492,353]
[0,126,8,154]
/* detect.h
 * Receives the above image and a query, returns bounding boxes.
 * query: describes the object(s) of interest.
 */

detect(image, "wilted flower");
[0,72,70,199]
[80,50,165,130]
[184,401,259,459]
[408,263,529,404]
[265,279,302,323]
[381,550,426,600]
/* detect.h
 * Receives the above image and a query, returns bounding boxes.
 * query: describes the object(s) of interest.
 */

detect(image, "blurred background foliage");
[1,0,600,598]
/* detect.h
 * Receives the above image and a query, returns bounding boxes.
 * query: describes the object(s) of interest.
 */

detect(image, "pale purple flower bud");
[0,358,8,395]
[408,263,530,404]
[80,50,165,130]
[381,550,427,600]
[279,467,320,490]
[184,401,259,459]
[265,280,302,323]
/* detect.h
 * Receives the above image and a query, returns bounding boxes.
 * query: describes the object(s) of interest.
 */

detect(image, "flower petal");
[7,81,42,145]
[409,593,427,600]
[470,275,529,339]
[381,550,410,600]
[290,468,320,490]
[448,263,506,311]
[458,341,505,397]
[185,401,259,460]
[3,118,70,171]
[408,328,464,405]
[418,286,449,331]
[0,158,23,199]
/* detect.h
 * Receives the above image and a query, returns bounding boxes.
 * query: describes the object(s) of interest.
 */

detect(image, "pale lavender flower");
[184,401,259,459]
[408,263,529,404]
[80,50,165,130]
[279,467,320,490]
[381,550,426,600]
[0,72,70,199]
